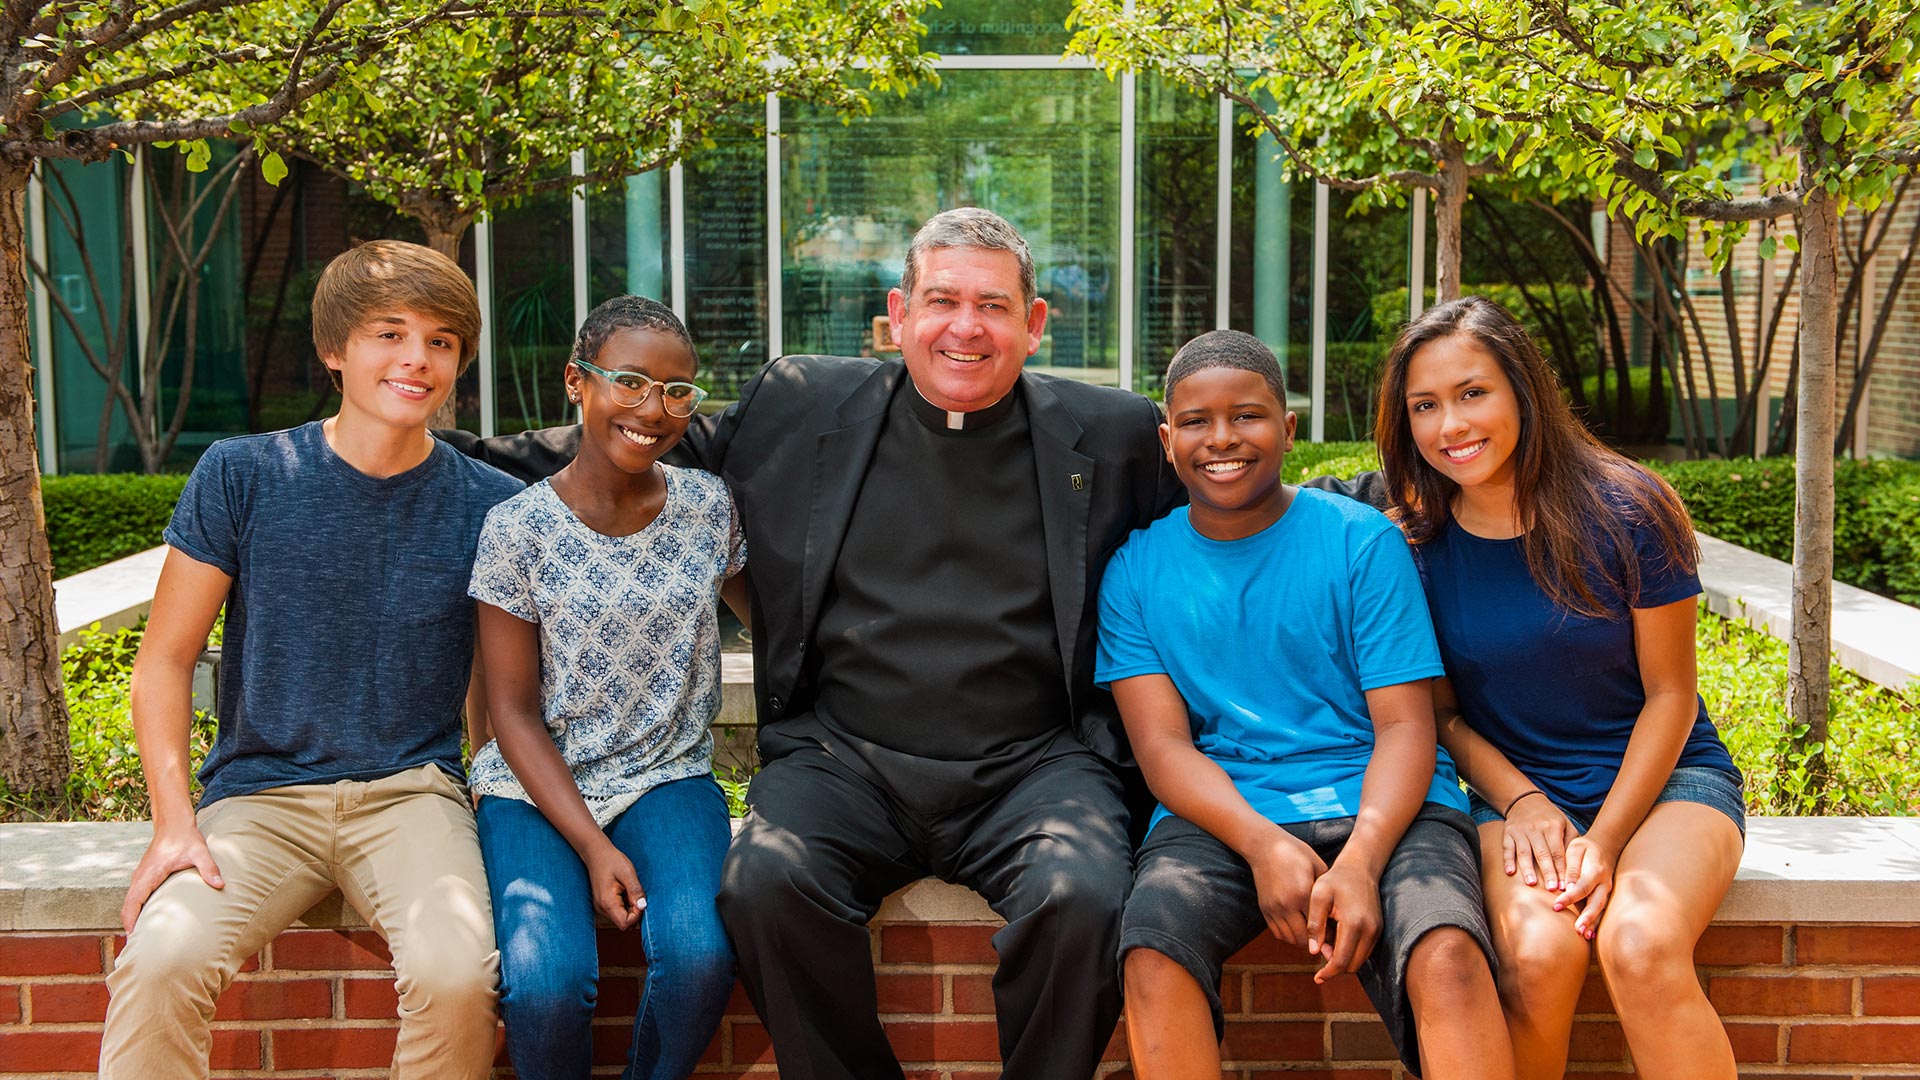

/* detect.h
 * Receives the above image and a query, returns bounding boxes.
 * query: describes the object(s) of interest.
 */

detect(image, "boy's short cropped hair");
[311,240,482,389]
[1165,329,1287,403]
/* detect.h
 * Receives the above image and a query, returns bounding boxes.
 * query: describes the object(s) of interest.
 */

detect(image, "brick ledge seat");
[4,818,1919,1077]
[6,817,1918,931]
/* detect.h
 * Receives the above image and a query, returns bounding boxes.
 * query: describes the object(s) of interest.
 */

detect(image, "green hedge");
[1646,457,1920,606]
[1284,440,1378,482]
[41,474,190,579]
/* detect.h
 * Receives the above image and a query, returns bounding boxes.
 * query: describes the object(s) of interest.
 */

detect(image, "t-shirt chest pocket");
[394,552,475,628]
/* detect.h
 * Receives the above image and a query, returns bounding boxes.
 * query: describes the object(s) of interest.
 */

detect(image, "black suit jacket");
[686,355,1184,767]
[452,355,1184,768]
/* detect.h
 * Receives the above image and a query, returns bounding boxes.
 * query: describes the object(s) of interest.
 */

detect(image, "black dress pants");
[717,744,1132,1080]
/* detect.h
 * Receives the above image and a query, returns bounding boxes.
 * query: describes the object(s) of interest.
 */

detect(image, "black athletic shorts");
[1118,802,1494,1072]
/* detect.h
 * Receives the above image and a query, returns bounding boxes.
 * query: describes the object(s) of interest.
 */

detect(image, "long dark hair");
[1374,296,1697,618]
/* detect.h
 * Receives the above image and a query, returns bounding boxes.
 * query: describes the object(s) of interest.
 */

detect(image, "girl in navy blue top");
[1374,297,1744,1080]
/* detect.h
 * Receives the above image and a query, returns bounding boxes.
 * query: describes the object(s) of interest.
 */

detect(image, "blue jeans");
[477,776,735,1080]
[1466,764,1748,838]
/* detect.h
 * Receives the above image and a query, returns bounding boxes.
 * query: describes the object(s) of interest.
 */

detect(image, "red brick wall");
[2,923,1917,1077]
[1598,197,1920,461]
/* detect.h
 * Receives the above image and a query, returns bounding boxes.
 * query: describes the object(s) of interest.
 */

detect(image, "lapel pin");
[1070,473,1084,490]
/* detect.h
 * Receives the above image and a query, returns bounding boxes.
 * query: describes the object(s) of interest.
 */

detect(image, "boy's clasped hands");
[1248,825,1381,985]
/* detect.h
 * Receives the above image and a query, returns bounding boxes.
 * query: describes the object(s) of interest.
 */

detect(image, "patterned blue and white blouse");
[467,466,746,826]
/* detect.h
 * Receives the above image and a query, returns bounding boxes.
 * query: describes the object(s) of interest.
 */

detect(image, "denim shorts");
[1466,764,1746,839]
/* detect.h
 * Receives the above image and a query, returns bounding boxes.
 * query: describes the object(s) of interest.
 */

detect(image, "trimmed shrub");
[1372,283,1601,369]
[1284,440,1378,483]
[1647,457,1920,606]
[41,474,189,579]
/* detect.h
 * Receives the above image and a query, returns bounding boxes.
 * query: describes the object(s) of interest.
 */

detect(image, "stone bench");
[2,818,1917,1077]
[1696,532,1920,691]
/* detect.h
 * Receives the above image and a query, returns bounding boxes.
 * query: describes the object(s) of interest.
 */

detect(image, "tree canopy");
[0,0,486,804]
[244,0,933,255]
[1429,0,1918,782]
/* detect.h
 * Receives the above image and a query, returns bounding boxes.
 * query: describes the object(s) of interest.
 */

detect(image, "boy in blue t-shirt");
[1096,331,1512,1079]
[100,241,522,1080]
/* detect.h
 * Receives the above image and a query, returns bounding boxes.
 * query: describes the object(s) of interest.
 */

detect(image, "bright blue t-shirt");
[1095,487,1465,831]
[1413,497,1739,822]
[165,422,522,807]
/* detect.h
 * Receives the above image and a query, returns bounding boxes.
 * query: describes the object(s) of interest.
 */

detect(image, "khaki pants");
[100,764,499,1080]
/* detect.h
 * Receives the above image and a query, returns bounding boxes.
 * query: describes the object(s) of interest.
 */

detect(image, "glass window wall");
[32,65,1526,471]
[781,68,1121,385]
[1226,111,1312,422]
[487,185,576,436]
[1134,76,1218,396]
[683,127,769,399]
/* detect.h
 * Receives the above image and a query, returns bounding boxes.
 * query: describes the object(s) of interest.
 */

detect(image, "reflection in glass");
[149,144,248,470]
[923,0,1073,55]
[781,69,1120,384]
[1135,77,1218,396]
[487,186,575,435]
[587,161,670,309]
[682,128,768,398]
[1228,113,1307,427]
[1322,190,1409,442]
[38,154,138,472]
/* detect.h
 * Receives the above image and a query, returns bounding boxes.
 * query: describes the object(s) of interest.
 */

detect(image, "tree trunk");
[419,217,473,433]
[1434,143,1467,303]
[0,163,74,807]
[1789,184,1838,793]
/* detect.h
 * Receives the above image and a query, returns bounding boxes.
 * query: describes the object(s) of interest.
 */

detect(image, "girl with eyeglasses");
[465,295,749,1079]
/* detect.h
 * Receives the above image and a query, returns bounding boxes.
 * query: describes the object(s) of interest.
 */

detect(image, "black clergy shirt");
[788,380,1077,813]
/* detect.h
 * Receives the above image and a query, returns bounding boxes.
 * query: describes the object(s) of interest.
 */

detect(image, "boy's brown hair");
[311,240,481,389]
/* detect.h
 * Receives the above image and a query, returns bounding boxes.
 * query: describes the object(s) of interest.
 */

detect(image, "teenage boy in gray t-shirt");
[100,241,522,1080]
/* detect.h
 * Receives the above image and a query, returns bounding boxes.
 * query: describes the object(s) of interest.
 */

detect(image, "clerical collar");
[904,380,1020,433]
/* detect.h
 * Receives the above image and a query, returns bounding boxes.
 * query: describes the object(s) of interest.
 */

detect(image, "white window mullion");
[669,148,687,319]
[1310,137,1329,443]
[475,216,497,438]
[572,150,589,330]
[130,146,152,400]
[1409,188,1427,322]
[1216,94,1232,330]
[1118,71,1137,393]
[766,92,782,362]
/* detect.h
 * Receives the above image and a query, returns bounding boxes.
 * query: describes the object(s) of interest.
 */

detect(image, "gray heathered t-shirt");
[164,422,522,807]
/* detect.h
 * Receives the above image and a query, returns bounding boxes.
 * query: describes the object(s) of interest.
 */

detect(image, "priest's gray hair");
[899,206,1037,311]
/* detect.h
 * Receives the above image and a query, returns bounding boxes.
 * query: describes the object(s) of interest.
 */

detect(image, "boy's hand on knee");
[122,823,224,933]
[1247,829,1326,949]
[1305,862,1380,984]
[586,842,646,931]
